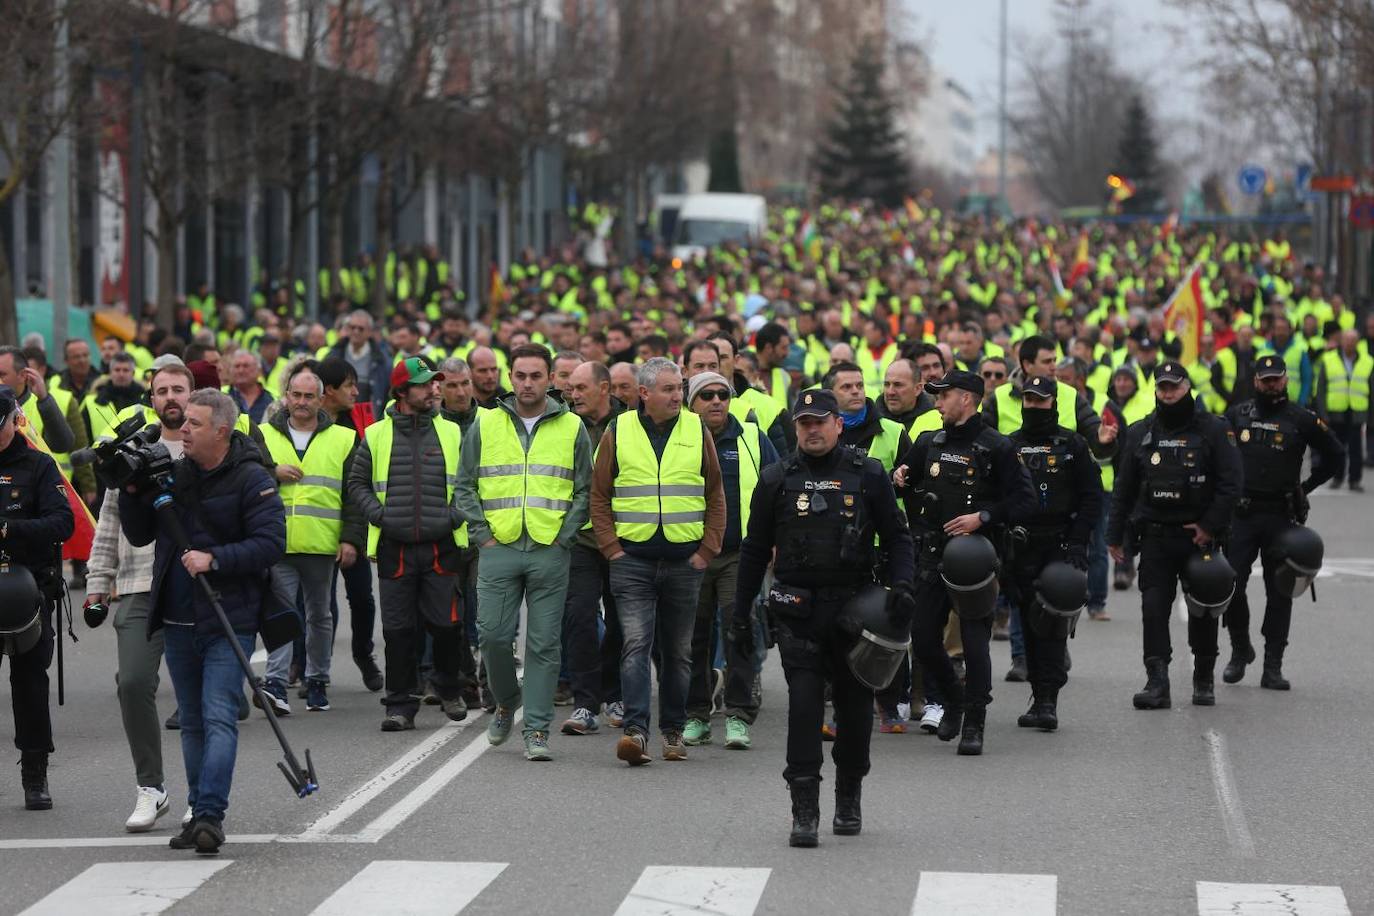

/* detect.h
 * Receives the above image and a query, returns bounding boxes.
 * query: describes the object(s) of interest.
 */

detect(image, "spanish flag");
[1065,233,1092,287]
[1164,263,1205,366]
[489,264,508,306]
[15,410,96,561]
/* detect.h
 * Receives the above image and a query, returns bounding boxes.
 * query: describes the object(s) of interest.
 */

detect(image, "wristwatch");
[977,510,992,526]
[210,555,220,572]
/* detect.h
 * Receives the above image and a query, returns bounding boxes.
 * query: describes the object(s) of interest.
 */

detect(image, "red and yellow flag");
[1164,264,1205,366]
[1065,233,1092,287]
[489,264,508,306]
[15,411,96,561]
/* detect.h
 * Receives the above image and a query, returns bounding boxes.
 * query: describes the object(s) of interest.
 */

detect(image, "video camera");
[75,414,175,494]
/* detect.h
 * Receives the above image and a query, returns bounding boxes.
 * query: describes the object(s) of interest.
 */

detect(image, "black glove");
[888,583,917,629]
[729,615,756,658]
[1065,542,1089,572]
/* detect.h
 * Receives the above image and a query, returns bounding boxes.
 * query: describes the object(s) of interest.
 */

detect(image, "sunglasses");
[982,370,1006,380]
[696,389,731,402]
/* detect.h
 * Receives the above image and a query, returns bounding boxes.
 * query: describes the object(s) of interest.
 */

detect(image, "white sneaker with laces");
[919,704,944,734]
[126,786,170,833]
[604,700,626,728]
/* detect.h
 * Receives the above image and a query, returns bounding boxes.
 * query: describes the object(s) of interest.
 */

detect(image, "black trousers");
[3,604,55,753]
[1011,543,1069,697]
[563,543,617,711]
[1227,509,1296,654]
[378,542,464,717]
[1327,416,1364,485]
[329,557,377,663]
[685,552,757,723]
[910,575,986,708]
[1138,532,1219,664]
[777,596,871,784]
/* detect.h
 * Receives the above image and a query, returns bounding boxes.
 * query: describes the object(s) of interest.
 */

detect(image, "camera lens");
[83,601,109,628]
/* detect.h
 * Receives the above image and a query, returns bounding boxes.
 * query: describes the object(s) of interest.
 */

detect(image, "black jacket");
[0,434,75,571]
[120,432,286,635]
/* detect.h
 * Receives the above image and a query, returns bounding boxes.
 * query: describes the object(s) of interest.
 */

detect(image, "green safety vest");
[47,388,75,478]
[993,380,1078,435]
[364,414,467,558]
[735,421,763,534]
[1088,388,1115,492]
[1189,362,1225,414]
[260,423,354,555]
[1320,350,1373,413]
[762,366,791,413]
[101,403,251,442]
[730,388,782,435]
[475,407,581,545]
[866,417,905,473]
[857,342,899,400]
[611,411,707,543]
[83,393,121,444]
[1261,339,1306,403]
[908,406,942,440]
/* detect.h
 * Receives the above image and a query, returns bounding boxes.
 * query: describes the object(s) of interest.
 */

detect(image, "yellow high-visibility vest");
[260,423,354,555]
[611,411,707,543]
[993,380,1078,435]
[1320,350,1373,413]
[364,414,468,557]
[857,341,899,400]
[736,421,763,534]
[475,407,581,545]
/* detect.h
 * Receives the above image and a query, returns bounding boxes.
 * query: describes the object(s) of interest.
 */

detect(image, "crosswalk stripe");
[18,860,233,916]
[1196,881,1351,915]
[911,871,1057,916]
[308,861,508,916]
[614,866,772,916]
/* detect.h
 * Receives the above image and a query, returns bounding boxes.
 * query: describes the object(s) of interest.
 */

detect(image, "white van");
[671,193,768,261]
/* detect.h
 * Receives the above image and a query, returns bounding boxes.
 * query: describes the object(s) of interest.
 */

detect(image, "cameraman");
[86,363,192,831]
[0,386,74,810]
[119,389,286,855]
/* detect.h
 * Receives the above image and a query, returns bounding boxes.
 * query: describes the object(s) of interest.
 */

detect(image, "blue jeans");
[1087,496,1110,610]
[609,555,703,735]
[163,625,254,821]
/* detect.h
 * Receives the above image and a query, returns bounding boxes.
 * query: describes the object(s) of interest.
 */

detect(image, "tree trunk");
[156,204,178,329]
[0,240,17,344]
[372,153,392,320]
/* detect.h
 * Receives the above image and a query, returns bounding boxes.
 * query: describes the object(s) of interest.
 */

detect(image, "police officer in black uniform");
[0,385,75,809]
[1223,354,1344,690]
[732,389,914,848]
[894,370,1035,756]
[1108,361,1243,709]
[1007,376,1103,730]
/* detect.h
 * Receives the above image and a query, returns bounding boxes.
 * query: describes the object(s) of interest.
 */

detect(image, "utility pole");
[997,0,1007,214]
[51,0,71,364]
[305,0,320,319]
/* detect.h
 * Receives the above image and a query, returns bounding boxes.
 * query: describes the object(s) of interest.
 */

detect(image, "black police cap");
[925,370,985,399]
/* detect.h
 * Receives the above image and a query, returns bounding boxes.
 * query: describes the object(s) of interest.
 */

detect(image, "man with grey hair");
[591,357,726,765]
[326,309,393,415]
[119,386,286,854]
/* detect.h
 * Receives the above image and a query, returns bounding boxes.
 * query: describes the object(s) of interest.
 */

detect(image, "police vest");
[1232,402,1306,498]
[260,423,354,555]
[1319,350,1372,413]
[475,407,581,545]
[857,342,898,399]
[364,415,468,557]
[916,428,1000,527]
[1137,421,1214,518]
[611,412,706,543]
[993,380,1078,435]
[772,446,873,588]
[1011,429,1077,526]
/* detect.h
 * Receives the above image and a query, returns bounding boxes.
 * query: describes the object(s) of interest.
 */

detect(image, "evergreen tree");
[816,40,910,206]
[708,126,742,193]
[1115,93,1163,213]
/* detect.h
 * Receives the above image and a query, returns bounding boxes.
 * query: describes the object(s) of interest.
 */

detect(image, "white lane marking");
[1204,728,1257,858]
[309,861,508,916]
[347,709,523,843]
[1197,881,1351,915]
[0,834,278,850]
[292,716,484,841]
[911,871,1057,916]
[18,860,232,916]
[614,866,771,916]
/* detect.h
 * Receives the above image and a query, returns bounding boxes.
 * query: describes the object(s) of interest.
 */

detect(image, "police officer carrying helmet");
[0,385,75,809]
[1223,354,1344,690]
[1108,361,1243,709]
[1007,376,1103,731]
[732,389,914,848]
[893,370,1035,756]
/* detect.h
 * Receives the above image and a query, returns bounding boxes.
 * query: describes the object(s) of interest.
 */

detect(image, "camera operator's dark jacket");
[120,431,286,637]
[0,433,75,572]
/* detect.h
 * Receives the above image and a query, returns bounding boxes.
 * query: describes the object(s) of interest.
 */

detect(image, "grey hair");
[21,332,46,352]
[188,388,240,433]
[637,356,680,389]
[439,357,469,375]
[222,304,245,325]
[348,309,374,329]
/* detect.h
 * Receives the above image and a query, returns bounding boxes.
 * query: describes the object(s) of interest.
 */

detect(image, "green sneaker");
[724,716,751,749]
[488,706,516,746]
[524,730,552,761]
[682,717,712,746]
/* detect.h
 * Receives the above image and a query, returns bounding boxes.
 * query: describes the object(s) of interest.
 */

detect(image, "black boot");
[20,752,52,811]
[957,706,985,756]
[1017,694,1042,728]
[1133,657,1171,709]
[1222,639,1255,684]
[788,777,820,848]
[1192,655,1217,706]
[1260,648,1290,690]
[1038,687,1059,732]
[936,678,964,742]
[832,774,862,836]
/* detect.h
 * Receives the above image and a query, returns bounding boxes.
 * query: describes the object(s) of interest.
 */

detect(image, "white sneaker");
[919,704,944,734]
[181,807,193,827]
[603,700,625,728]
[125,786,170,833]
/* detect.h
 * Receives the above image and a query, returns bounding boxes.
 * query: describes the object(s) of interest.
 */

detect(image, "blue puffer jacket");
[120,431,286,637]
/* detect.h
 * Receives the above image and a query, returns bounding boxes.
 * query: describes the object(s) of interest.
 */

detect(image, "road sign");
[1237,165,1267,196]
[1350,195,1374,230]
[1295,164,1314,197]
[1311,174,1355,193]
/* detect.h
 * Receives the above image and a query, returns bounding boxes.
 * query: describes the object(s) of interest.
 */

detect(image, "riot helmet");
[941,534,1000,619]
[0,562,42,656]
[840,584,911,691]
[1182,548,1236,618]
[1035,561,1088,618]
[1273,525,1323,599]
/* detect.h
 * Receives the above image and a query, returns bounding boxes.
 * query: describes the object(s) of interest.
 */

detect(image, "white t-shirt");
[288,425,313,454]
[520,415,539,437]
[164,439,185,460]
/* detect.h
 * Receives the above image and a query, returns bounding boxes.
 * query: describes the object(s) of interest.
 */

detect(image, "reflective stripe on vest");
[1320,350,1373,413]
[364,415,468,558]
[475,407,581,545]
[260,423,354,555]
[994,380,1077,435]
[612,411,706,543]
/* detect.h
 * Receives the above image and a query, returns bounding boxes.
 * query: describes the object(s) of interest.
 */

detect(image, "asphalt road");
[1,485,1369,915]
